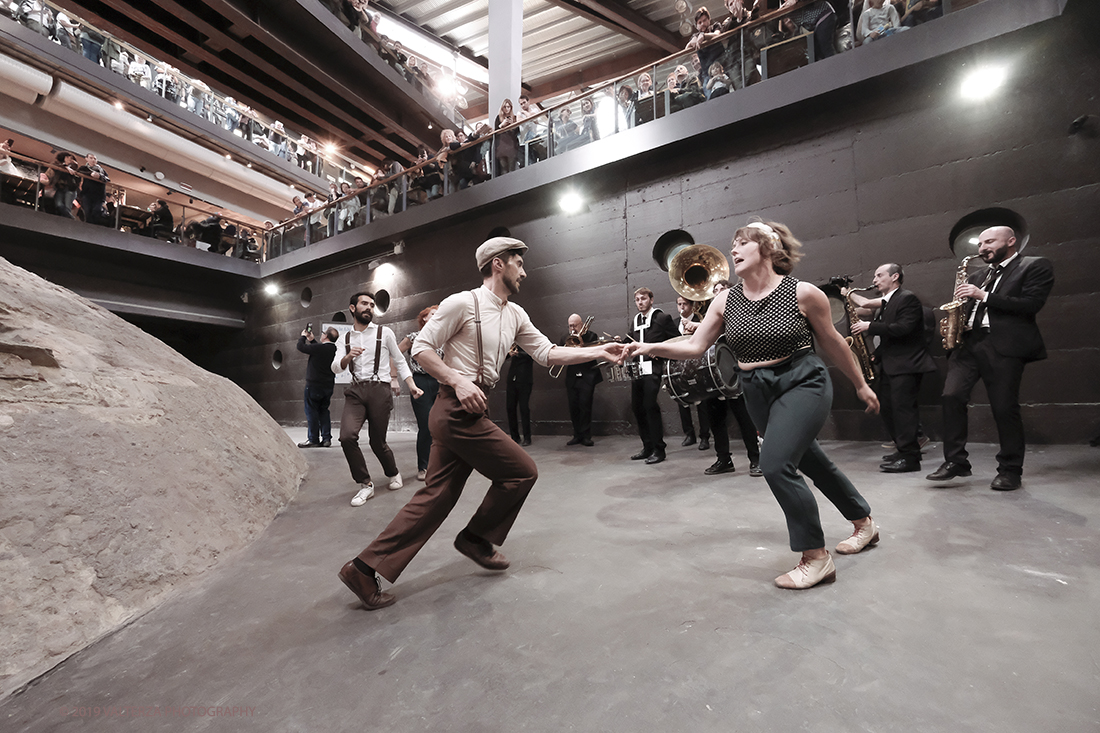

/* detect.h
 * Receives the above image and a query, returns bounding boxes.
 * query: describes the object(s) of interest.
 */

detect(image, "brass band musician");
[927,226,1054,491]
[562,314,602,446]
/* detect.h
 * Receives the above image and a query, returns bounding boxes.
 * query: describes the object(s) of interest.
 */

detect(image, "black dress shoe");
[644,452,666,465]
[749,461,763,478]
[320,439,331,447]
[631,450,652,460]
[454,531,510,570]
[681,435,696,447]
[338,561,396,610]
[990,472,1022,491]
[882,451,903,462]
[566,437,582,446]
[297,440,320,448]
[698,437,710,451]
[704,458,735,475]
[926,461,972,481]
[880,458,920,473]
[520,436,531,446]
[581,438,594,446]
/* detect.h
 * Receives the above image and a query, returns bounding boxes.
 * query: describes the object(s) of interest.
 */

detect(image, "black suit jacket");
[973,255,1055,362]
[629,308,678,344]
[561,331,603,385]
[866,289,936,376]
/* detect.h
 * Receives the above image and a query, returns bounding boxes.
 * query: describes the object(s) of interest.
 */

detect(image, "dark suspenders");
[344,327,384,383]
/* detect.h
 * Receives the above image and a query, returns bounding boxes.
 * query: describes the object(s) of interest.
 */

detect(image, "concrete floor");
[3,430,1099,732]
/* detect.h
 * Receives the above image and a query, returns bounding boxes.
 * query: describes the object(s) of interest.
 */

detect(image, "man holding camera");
[296,325,338,449]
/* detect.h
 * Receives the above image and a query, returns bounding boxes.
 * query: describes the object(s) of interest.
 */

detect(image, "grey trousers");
[740,352,871,552]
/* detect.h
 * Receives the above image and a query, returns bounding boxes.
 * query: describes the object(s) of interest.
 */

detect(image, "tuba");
[666,244,731,306]
[938,255,982,351]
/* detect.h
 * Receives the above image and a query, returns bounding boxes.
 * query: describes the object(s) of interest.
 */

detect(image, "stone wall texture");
[0,257,306,700]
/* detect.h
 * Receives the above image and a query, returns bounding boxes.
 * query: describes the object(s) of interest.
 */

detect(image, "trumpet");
[549,315,594,378]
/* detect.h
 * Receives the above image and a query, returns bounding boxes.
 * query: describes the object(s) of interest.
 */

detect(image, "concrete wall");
[203,6,1100,443]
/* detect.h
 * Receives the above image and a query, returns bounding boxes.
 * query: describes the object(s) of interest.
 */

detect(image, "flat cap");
[476,236,528,270]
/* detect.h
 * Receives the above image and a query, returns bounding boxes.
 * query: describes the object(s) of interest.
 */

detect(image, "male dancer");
[338,237,624,610]
[334,292,423,506]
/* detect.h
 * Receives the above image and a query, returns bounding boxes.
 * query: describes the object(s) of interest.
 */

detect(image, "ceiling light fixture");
[559,190,584,214]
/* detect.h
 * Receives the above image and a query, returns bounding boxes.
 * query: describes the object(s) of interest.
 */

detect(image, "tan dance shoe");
[775,552,837,589]
[835,518,880,555]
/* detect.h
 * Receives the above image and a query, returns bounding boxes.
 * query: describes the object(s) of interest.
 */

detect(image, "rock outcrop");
[0,257,306,700]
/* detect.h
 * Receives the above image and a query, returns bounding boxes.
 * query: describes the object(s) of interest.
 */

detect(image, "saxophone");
[938,255,981,351]
[830,276,876,384]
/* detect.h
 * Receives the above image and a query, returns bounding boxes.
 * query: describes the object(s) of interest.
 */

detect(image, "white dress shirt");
[331,324,412,383]
[412,285,554,388]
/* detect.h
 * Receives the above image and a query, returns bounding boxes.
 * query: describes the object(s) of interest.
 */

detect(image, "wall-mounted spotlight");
[264,283,279,295]
[960,65,1007,101]
[114,101,123,110]
[155,171,165,180]
[559,190,585,214]
[393,240,405,255]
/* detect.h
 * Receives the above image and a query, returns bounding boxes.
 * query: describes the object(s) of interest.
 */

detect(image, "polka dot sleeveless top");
[723,276,813,363]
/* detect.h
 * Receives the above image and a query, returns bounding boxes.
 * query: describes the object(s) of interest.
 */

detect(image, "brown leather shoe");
[454,532,510,570]
[338,561,396,610]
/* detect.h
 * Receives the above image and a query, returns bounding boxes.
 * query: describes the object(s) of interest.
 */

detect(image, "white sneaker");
[350,483,374,506]
[416,469,427,481]
[388,473,403,490]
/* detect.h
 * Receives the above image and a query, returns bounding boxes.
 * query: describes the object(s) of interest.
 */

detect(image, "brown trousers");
[339,381,398,484]
[358,385,538,583]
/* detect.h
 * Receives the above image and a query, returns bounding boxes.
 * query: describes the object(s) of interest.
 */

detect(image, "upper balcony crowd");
[2,0,965,265]
[4,0,367,183]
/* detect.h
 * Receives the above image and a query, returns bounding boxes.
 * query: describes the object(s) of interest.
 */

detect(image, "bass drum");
[663,339,742,406]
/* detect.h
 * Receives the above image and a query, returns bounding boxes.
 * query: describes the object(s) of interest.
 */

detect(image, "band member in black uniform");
[506,345,534,446]
[927,226,1055,491]
[703,279,762,477]
[674,295,710,449]
[563,314,602,446]
[629,287,679,464]
[848,263,938,473]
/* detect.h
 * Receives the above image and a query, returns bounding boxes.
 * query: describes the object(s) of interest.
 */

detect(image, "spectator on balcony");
[325,182,340,237]
[80,25,106,65]
[77,153,110,225]
[39,152,79,218]
[637,72,654,99]
[554,106,581,153]
[715,0,757,89]
[306,191,327,243]
[778,0,837,61]
[452,128,486,189]
[17,1,52,37]
[54,11,79,51]
[706,61,732,98]
[337,182,361,233]
[378,158,405,214]
[410,146,443,202]
[617,84,636,130]
[686,7,725,91]
[859,0,905,42]
[223,97,241,133]
[578,96,600,145]
[128,55,152,90]
[670,66,705,112]
[154,63,180,103]
[901,0,941,27]
[517,95,547,164]
[0,139,21,177]
[270,121,288,160]
[141,199,174,240]
[494,98,520,176]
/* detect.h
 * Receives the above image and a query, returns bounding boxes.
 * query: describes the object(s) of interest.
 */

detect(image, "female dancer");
[624,220,880,589]
[398,305,442,481]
